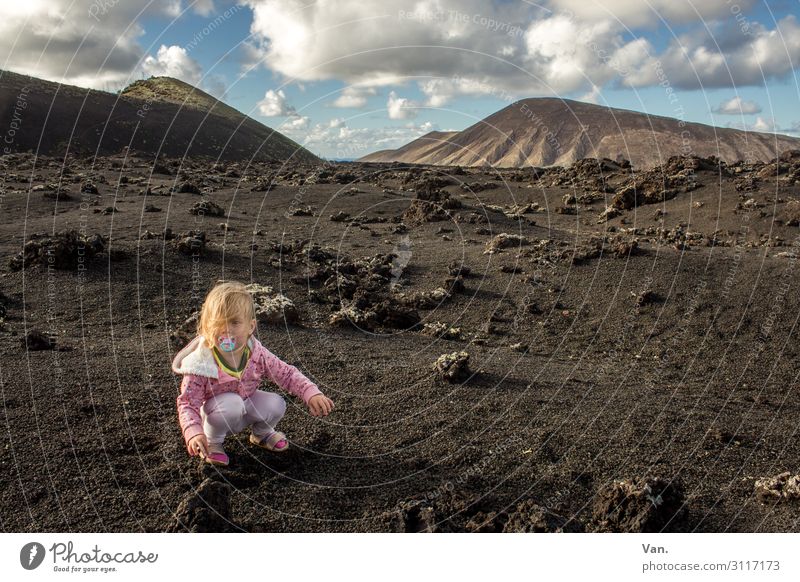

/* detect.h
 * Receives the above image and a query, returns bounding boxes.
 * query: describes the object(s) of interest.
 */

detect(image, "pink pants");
[200,391,287,444]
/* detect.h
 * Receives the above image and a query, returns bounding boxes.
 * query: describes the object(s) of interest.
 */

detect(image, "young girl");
[172,280,334,466]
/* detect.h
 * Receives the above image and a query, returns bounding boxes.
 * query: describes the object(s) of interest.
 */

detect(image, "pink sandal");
[250,431,289,452]
[203,442,229,466]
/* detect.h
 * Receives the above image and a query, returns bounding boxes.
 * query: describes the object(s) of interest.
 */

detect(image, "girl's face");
[217,316,256,353]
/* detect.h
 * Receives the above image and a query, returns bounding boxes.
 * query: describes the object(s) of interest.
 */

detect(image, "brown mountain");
[0,71,319,163]
[359,98,800,169]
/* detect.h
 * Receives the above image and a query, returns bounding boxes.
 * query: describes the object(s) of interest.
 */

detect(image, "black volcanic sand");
[1,152,800,533]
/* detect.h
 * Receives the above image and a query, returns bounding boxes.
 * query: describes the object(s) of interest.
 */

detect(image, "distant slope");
[358,98,800,169]
[0,71,319,163]
[361,131,460,163]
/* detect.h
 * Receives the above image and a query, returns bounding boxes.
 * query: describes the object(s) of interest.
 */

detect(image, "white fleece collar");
[172,335,258,379]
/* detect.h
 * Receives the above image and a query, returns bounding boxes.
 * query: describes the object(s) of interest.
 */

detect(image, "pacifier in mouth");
[217,335,237,352]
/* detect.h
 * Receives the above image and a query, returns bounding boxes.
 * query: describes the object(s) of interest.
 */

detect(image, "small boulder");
[754,472,800,502]
[433,351,471,382]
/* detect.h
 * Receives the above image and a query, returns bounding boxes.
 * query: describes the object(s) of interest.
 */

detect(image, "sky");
[1,0,799,159]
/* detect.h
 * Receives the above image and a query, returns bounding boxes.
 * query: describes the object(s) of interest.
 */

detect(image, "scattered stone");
[42,187,73,200]
[754,472,800,502]
[329,299,420,332]
[177,181,202,194]
[330,211,350,222]
[421,322,463,340]
[590,477,686,532]
[245,283,299,325]
[460,181,499,193]
[484,233,529,254]
[433,351,471,382]
[288,205,314,216]
[447,262,471,277]
[24,329,56,351]
[784,200,800,226]
[175,230,207,256]
[152,162,172,175]
[405,287,451,309]
[329,305,378,331]
[444,275,465,293]
[9,230,105,271]
[403,188,462,225]
[501,500,582,533]
[80,182,99,194]
[634,288,658,306]
[169,478,240,533]
[190,200,225,217]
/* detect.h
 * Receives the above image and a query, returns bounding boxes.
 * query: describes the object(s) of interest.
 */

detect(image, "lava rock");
[24,329,56,351]
[484,233,529,254]
[178,181,202,194]
[175,230,207,256]
[190,200,225,217]
[433,351,471,382]
[9,230,105,271]
[245,283,299,325]
[502,500,582,532]
[169,478,240,532]
[754,472,800,502]
[590,477,686,532]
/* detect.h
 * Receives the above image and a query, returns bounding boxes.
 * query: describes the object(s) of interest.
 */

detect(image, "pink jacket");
[171,334,322,453]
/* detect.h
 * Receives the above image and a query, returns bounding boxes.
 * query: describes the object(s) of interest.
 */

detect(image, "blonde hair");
[198,281,256,348]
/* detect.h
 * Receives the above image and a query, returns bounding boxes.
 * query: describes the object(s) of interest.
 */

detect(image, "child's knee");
[254,391,286,420]
[203,392,246,424]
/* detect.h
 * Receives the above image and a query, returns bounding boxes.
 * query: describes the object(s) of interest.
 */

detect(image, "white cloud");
[419,77,517,107]
[280,117,441,159]
[727,116,777,132]
[546,0,758,29]
[726,118,800,137]
[191,0,215,16]
[141,45,203,85]
[332,86,377,108]
[241,0,797,100]
[257,89,296,116]
[0,1,213,89]
[240,1,651,97]
[203,74,228,98]
[0,1,241,90]
[387,91,419,119]
[579,84,603,104]
[279,115,310,131]
[713,96,762,115]
[524,14,641,93]
[623,15,800,89]
[751,117,776,132]
[241,0,567,93]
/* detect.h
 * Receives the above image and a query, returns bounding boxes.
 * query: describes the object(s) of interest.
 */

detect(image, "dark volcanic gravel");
[2,152,800,533]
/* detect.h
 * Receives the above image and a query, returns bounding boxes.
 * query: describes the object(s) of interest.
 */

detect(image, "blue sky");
[2,1,799,158]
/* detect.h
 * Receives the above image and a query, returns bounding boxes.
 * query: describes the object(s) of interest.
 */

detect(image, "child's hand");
[308,394,335,417]
[188,434,209,458]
